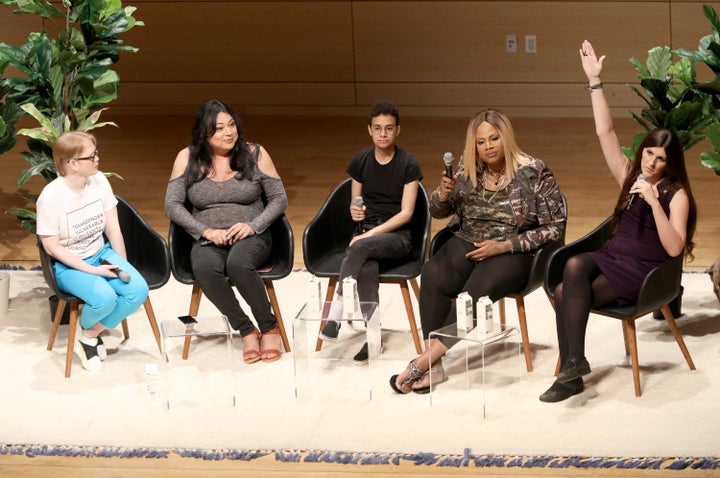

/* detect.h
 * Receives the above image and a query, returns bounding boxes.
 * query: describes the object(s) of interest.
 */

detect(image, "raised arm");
[580,40,632,187]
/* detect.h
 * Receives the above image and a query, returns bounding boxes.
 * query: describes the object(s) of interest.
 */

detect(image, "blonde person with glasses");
[165,100,288,364]
[37,131,149,373]
[319,101,423,363]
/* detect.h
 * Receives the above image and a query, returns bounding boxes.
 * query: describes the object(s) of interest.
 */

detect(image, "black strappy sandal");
[389,360,424,394]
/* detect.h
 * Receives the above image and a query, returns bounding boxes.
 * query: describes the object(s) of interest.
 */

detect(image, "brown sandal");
[242,329,261,364]
[260,328,281,363]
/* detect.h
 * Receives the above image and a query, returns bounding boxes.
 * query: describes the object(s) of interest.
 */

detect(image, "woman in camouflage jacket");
[390,108,566,394]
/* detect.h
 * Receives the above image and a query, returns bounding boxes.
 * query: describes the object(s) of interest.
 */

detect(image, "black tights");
[554,254,618,365]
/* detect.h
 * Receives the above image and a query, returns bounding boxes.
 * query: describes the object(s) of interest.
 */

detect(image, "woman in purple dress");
[539,41,698,403]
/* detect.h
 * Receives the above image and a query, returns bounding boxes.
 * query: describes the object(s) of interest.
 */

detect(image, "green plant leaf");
[645,46,673,80]
[700,151,720,175]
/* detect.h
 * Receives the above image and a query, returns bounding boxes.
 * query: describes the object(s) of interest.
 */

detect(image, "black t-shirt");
[346,146,423,226]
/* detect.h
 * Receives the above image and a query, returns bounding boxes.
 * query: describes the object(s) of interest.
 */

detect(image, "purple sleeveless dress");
[586,181,680,306]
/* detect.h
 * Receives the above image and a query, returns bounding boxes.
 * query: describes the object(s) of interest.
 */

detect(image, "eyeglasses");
[72,149,99,162]
[370,125,396,134]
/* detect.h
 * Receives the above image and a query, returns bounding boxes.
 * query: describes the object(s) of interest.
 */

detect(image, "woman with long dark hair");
[539,41,698,402]
[165,100,288,364]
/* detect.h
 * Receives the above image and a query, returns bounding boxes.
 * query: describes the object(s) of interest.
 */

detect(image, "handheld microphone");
[99,258,131,283]
[442,152,454,178]
[353,196,364,234]
[626,173,648,210]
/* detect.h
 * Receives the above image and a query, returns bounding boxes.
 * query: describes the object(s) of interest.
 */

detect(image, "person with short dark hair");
[165,99,288,364]
[319,101,423,363]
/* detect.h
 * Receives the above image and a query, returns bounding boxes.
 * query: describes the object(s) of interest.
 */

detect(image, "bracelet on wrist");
[585,82,603,91]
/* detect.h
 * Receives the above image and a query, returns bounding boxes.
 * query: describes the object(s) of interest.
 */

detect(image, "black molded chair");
[42,195,168,377]
[544,217,695,396]
[168,214,293,358]
[428,197,566,372]
[303,178,430,354]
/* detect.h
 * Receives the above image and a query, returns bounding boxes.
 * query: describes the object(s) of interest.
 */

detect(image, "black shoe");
[539,378,584,403]
[353,342,368,363]
[319,320,341,341]
[75,335,103,373]
[557,356,591,383]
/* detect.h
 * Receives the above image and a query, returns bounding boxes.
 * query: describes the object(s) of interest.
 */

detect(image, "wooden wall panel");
[2,1,718,116]
[115,2,355,82]
[352,2,669,83]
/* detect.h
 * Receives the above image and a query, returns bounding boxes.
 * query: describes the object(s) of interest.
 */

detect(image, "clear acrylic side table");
[293,301,380,400]
[429,323,521,417]
[159,315,235,410]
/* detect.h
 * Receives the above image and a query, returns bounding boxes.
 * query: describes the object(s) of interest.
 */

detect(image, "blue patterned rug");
[2,444,719,471]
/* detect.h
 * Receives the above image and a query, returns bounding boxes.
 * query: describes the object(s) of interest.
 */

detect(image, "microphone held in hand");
[353,196,364,234]
[626,173,648,210]
[442,152,454,178]
[99,258,131,283]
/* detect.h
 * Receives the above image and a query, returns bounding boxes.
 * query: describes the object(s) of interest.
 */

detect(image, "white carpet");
[1,268,719,461]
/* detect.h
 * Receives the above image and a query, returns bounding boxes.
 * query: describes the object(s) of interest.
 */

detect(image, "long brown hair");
[611,128,697,260]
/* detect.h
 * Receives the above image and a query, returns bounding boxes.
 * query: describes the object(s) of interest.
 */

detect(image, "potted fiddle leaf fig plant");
[1,0,142,323]
[626,3,720,308]
[0,0,143,233]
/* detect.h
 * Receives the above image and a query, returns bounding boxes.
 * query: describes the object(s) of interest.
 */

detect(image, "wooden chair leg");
[265,280,291,352]
[65,305,79,378]
[143,297,163,353]
[499,297,506,328]
[514,296,533,372]
[315,278,338,352]
[661,304,696,370]
[121,319,130,340]
[47,299,67,350]
[409,277,420,301]
[399,280,423,354]
[624,319,642,397]
[621,320,631,356]
[183,283,203,360]
[554,356,561,376]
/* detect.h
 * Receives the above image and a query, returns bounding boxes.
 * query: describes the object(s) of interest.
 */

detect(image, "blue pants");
[54,243,149,330]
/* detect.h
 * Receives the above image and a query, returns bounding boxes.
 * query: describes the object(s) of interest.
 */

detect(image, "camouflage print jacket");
[429,154,566,253]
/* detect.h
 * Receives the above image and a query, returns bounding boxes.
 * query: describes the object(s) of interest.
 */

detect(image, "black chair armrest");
[634,254,683,314]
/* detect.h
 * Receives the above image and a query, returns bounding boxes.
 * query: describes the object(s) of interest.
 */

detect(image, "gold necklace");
[484,166,506,186]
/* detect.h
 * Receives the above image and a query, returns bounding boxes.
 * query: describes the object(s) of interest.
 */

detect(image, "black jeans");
[190,230,276,336]
[419,234,533,345]
[338,228,412,304]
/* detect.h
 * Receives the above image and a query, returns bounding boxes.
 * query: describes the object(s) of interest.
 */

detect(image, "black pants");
[338,228,412,304]
[190,230,276,336]
[419,235,533,345]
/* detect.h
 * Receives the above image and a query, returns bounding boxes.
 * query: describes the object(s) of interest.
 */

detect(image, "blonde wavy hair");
[461,108,528,188]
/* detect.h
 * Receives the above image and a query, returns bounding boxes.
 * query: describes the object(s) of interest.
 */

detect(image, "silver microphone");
[353,196,364,233]
[626,173,648,210]
[442,152,454,178]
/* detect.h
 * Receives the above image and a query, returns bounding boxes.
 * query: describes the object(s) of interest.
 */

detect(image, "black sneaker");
[75,335,103,372]
[353,342,369,363]
[319,320,340,341]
